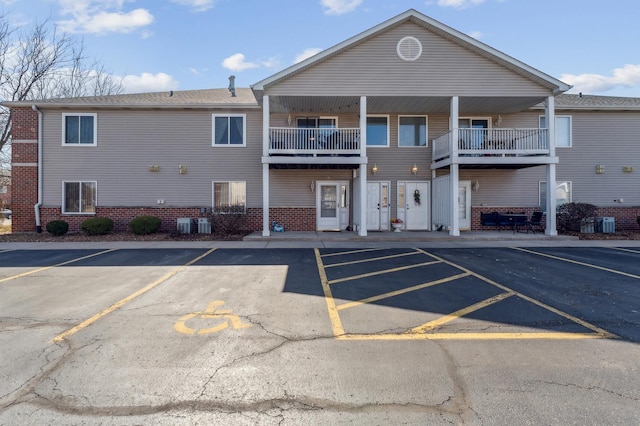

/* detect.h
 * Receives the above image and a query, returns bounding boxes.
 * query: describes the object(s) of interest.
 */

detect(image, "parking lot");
[1,245,639,424]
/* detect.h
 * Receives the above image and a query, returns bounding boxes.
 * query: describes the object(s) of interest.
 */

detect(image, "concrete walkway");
[2,229,639,249]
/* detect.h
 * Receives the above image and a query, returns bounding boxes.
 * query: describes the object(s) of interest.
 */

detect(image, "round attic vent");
[397,36,422,62]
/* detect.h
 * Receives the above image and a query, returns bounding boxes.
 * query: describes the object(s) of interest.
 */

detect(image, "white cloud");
[121,72,179,93]
[468,30,483,39]
[57,0,154,34]
[170,0,217,12]
[438,0,486,8]
[320,0,362,15]
[294,48,323,64]
[561,64,640,94]
[222,53,259,72]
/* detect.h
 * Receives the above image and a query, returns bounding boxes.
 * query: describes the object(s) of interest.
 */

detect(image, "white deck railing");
[433,128,550,161]
[269,128,361,155]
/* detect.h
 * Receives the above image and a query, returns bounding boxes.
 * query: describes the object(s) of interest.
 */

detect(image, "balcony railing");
[433,128,550,161]
[269,128,361,156]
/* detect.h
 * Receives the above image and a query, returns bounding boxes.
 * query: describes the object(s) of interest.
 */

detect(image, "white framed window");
[212,114,246,146]
[398,115,428,147]
[539,181,572,213]
[62,113,97,146]
[63,181,97,214]
[366,115,389,147]
[539,115,572,148]
[212,181,246,211]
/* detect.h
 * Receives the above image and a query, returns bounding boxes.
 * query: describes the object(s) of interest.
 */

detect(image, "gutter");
[32,105,43,233]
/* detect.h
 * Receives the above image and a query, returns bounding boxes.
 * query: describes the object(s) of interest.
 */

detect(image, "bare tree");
[0,13,122,185]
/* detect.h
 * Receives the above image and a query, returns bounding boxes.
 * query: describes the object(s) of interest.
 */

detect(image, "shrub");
[81,217,114,235]
[208,206,247,236]
[46,220,69,236]
[556,202,597,233]
[130,215,162,235]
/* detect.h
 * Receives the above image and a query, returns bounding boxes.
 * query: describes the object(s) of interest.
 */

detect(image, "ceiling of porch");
[267,95,548,116]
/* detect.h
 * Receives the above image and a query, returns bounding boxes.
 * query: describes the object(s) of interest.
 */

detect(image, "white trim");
[397,36,423,62]
[61,113,97,146]
[398,115,428,147]
[366,114,390,148]
[212,181,247,211]
[62,181,97,215]
[539,114,572,148]
[10,139,38,144]
[212,113,247,147]
[539,180,572,214]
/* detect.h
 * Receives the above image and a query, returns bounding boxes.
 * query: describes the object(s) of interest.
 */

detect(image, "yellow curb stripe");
[337,272,470,311]
[0,249,118,284]
[315,248,345,337]
[410,291,516,334]
[337,332,606,341]
[52,248,216,343]
[324,250,422,268]
[513,247,640,281]
[328,261,441,285]
[417,248,617,339]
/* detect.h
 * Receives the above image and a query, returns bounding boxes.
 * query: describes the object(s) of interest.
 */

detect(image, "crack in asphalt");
[538,380,640,401]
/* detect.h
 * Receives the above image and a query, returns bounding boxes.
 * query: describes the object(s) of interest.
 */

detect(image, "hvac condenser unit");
[597,217,615,234]
[176,218,193,234]
[198,218,212,234]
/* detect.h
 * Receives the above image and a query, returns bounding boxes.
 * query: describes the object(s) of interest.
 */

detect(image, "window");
[63,113,96,145]
[539,115,572,147]
[63,181,97,214]
[539,181,572,213]
[213,181,246,211]
[213,114,246,146]
[399,116,427,147]
[366,116,389,147]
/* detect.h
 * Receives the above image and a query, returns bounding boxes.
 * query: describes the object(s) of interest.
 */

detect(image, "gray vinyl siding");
[270,170,353,206]
[41,109,263,208]
[267,22,550,97]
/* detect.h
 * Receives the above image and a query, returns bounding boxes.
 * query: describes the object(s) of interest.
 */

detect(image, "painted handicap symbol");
[173,300,251,335]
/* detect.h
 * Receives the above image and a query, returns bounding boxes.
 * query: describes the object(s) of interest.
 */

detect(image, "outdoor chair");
[525,211,544,234]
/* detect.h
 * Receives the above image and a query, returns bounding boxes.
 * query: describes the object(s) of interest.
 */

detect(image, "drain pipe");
[32,104,43,233]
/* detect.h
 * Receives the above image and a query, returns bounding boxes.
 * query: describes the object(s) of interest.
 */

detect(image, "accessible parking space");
[1,246,640,424]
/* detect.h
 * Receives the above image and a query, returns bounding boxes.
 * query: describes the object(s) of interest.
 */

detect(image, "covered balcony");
[432,127,556,169]
[268,127,361,157]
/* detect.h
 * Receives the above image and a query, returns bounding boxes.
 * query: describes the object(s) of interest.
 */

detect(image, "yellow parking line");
[328,261,441,285]
[315,248,345,336]
[52,248,216,343]
[410,291,516,333]
[0,249,118,285]
[321,248,381,258]
[324,250,422,268]
[513,247,640,280]
[337,272,470,311]
[338,332,606,341]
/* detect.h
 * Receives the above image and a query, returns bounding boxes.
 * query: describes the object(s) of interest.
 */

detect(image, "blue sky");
[4,0,640,97]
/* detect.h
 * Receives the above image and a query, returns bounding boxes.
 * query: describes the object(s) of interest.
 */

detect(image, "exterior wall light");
[371,164,378,174]
[411,164,418,175]
[595,165,605,174]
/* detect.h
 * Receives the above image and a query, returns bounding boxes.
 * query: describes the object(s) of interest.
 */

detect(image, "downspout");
[32,104,43,233]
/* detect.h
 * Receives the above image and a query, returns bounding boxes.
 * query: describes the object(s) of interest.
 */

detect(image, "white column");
[450,96,460,236]
[262,95,270,236]
[358,96,368,237]
[545,96,557,236]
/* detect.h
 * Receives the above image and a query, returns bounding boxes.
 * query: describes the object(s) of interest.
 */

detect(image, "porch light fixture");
[596,165,605,174]
[179,164,187,174]
[310,181,315,192]
[411,164,418,175]
[287,114,292,126]
[472,180,480,192]
[371,164,378,174]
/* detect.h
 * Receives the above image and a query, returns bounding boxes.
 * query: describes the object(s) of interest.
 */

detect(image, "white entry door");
[398,181,431,231]
[458,181,471,230]
[366,181,390,231]
[317,181,349,231]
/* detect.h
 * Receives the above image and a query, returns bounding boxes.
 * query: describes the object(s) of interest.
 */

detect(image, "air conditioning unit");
[597,217,615,234]
[198,218,211,234]
[176,218,193,234]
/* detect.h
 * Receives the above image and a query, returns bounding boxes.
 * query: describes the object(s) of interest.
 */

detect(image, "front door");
[458,181,471,230]
[317,181,349,231]
[366,181,390,231]
[398,181,431,230]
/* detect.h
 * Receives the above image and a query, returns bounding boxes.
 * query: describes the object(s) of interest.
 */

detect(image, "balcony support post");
[449,96,460,236]
[262,95,270,236]
[545,96,557,236]
[358,96,367,236]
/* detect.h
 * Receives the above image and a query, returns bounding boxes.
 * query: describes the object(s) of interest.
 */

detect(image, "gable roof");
[553,94,640,110]
[251,9,571,94]
[3,88,259,109]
